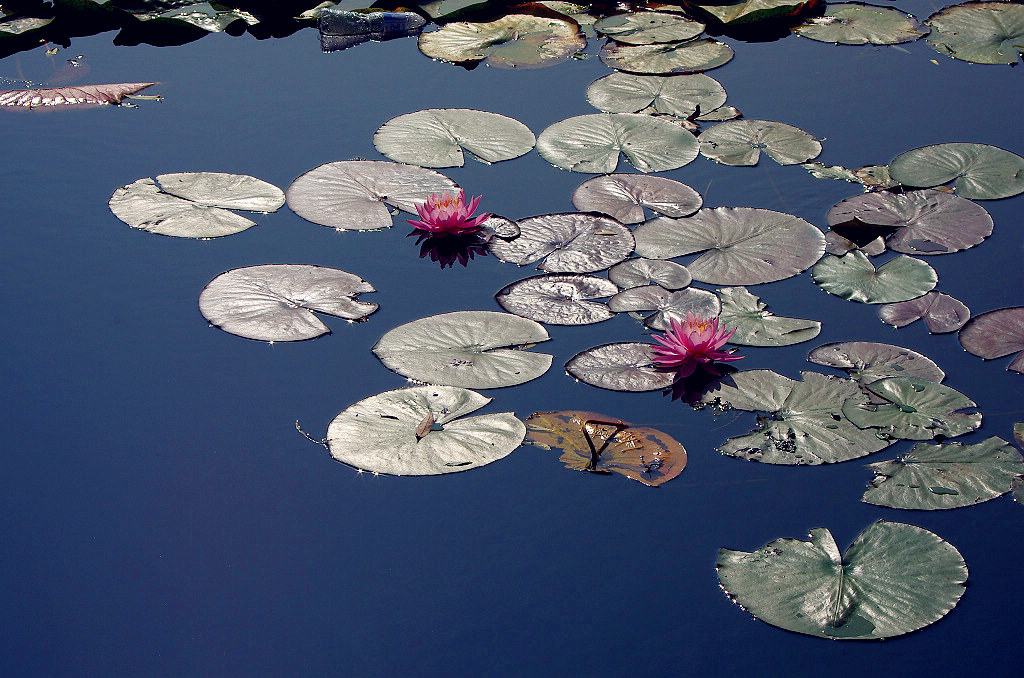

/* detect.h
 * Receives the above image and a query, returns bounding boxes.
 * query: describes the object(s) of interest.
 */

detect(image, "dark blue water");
[2,3,1022,675]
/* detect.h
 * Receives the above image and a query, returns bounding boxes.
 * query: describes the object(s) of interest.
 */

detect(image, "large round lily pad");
[717,521,967,640]
[926,1,1024,64]
[694,0,818,25]
[958,306,1024,373]
[536,113,700,173]
[198,264,377,342]
[889,143,1024,200]
[594,12,704,44]
[608,258,692,290]
[373,109,535,168]
[571,174,702,224]
[807,341,945,386]
[325,386,525,476]
[842,376,981,440]
[286,160,457,231]
[878,291,970,333]
[794,3,930,45]
[608,284,720,330]
[585,72,727,118]
[109,173,285,238]
[863,436,1024,510]
[599,38,734,74]
[495,274,617,325]
[566,342,677,392]
[717,287,821,347]
[634,207,826,285]
[418,14,586,68]
[826,189,993,255]
[372,311,551,388]
[812,252,937,304]
[488,213,634,273]
[698,120,822,166]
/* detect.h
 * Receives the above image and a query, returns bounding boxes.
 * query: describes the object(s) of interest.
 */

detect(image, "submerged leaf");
[488,212,634,273]
[594,12,704,44]
[608,258,692,290]
[585,72,727,118]
[326,385,525,475]
[807,341,945,386]
[812,252,937,304]
[889,142,1024,200]
[698,119,821,166]
[926,1,1024,64]
[373,109,535,168]
[717,521,967,639]
[794,3,929,45]
[599,38,734,74]
[418,14,586,68]
[608,284,720,331]
[958,306,1024,373]
[0,82,157,108]
[495,274,618,325]
[198,265,377,342]
[572,174,702,224]
[842,376,981,441]
[717,287,820,347]
[566,342,677,392]
[878,292,970,333]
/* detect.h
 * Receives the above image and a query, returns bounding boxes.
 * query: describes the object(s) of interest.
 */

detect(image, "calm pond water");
[1,2,1022,676]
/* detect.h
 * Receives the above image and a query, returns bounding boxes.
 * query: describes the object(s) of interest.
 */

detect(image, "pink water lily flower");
[407,189,490,236]
[651,313,743,378]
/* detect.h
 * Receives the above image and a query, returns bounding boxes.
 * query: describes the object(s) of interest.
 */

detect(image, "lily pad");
[863,437,1024,510]
[826,189,993,255]
[536,113,700,173]
[889,142,1024,200]
[585,72,727,118]
[1013,475,1024,504]
[371,310,552,389]
[698,370,893,464]
[717,287,821,347]
[878,292,971,333]
[958,306,1024,373]
[0,14,53,36]
[373,109,535,168]
[608,258,692,290]
[571,174,703,224]
[525,410,687,486]
[812,252,937,304]
[807,341,945,386]
[698,120,821,166]
[634,207,826,285]
[717,521,967,640]
[608,284,720,331]
[691,0,818,25]
[198,265,377,342]
[926,1,1024,64]
[594,12,704,44]
[418,14,586,69]
[842,376,981,441]
[495,274,618,325]
[109,173,285,238]
[488,213,634,273]
[0,82,158,108]
[599,38,734,75]
[286,160,457,231]
[794,3,929,45]
[325,385,525,476]
[824,231,888,257]
[566,342,677,392]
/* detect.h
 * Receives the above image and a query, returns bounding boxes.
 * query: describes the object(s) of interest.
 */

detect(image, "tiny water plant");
[651,312,743,377]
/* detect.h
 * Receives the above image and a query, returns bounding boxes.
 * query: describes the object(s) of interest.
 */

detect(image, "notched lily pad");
[889,142,1024,200]
[488,212,634,273]
[812,252,937,304]
[608,284,720,331]
[717,521,967,640]
[525,410,687,486]
[585,72,727,118]
[0,82,158,108]
[699,120,821,166]
[608,258,692,290]
[198,264,377,342]
[842,376,981,441]
[926,1,1024,64]
[495,274,618,325]
[794,3,929,45]
[572,174,702,224]
[958,306,1024,373]
[863,436,1024,510]
[566,342,677,392]
[594,12,704,44]
[418,14,586,68]
[878,292,970,333]
[373,109,535,168]
[325,385,525,475]
[807,341,945,386]
[599,38,734,74]
[717,287,821,347]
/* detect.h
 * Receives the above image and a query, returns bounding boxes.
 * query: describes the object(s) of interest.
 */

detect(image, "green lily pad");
[536,113,700,173]
[608,258,692,290]
[418,14,586,68]
[607,284,721,330]
[691,0,818,25]
[863,437,1024,509]
[926,0,1024,64]
[812,252,937,304]
[495,274,618,325]
[717,287,821,347]
[594,12,705,44]
[842,376,981,441]
[325,385,525,476]
[634,207,826,285]
[566,342,677,392]
[373,109,535,168]
[0,14,53,36]
[717,521,967,639]
[958,306,1024,373]
[807,341,945,386]
[371,311,552,389]
[698,119,822,166]
[487,212,635,273]
[889,142,1024,200]
[878,291,971,333]
[698,370,893,464]
[794,3,929,45]
[599,38,734,75]
[585,72,727,118]
[1013,475,1024,504]
[571,174,702,224]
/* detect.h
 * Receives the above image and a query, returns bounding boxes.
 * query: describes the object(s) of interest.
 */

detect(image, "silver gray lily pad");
[794,3,930,45]
[565,342,676,392]
[958,306,1024,373]
[607,284,720,331]
[878,292,970,333]
[608,258,692,290]
[926,1,1024,64]
[571,174,702,224]
[488,213,634,273]
[812,252,937,304]
[495,274,618,325]
[326,385,525,476]
[698,119,822,166]
[373,109,536,168]
[842,376,981,441]
[417,14,587,69]
[594,12,705,44]
[807,341,945,387]
[889,142,1024,200]
[372,310,552,389]
[585,72,727,118]
[109,172,285,238]
[599,38,734,74]
[717,287,821,347]
[198,264,377,342]
[285,160,457,231]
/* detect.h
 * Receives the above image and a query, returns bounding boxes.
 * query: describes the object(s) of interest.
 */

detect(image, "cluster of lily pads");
[95,0,1024,642]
